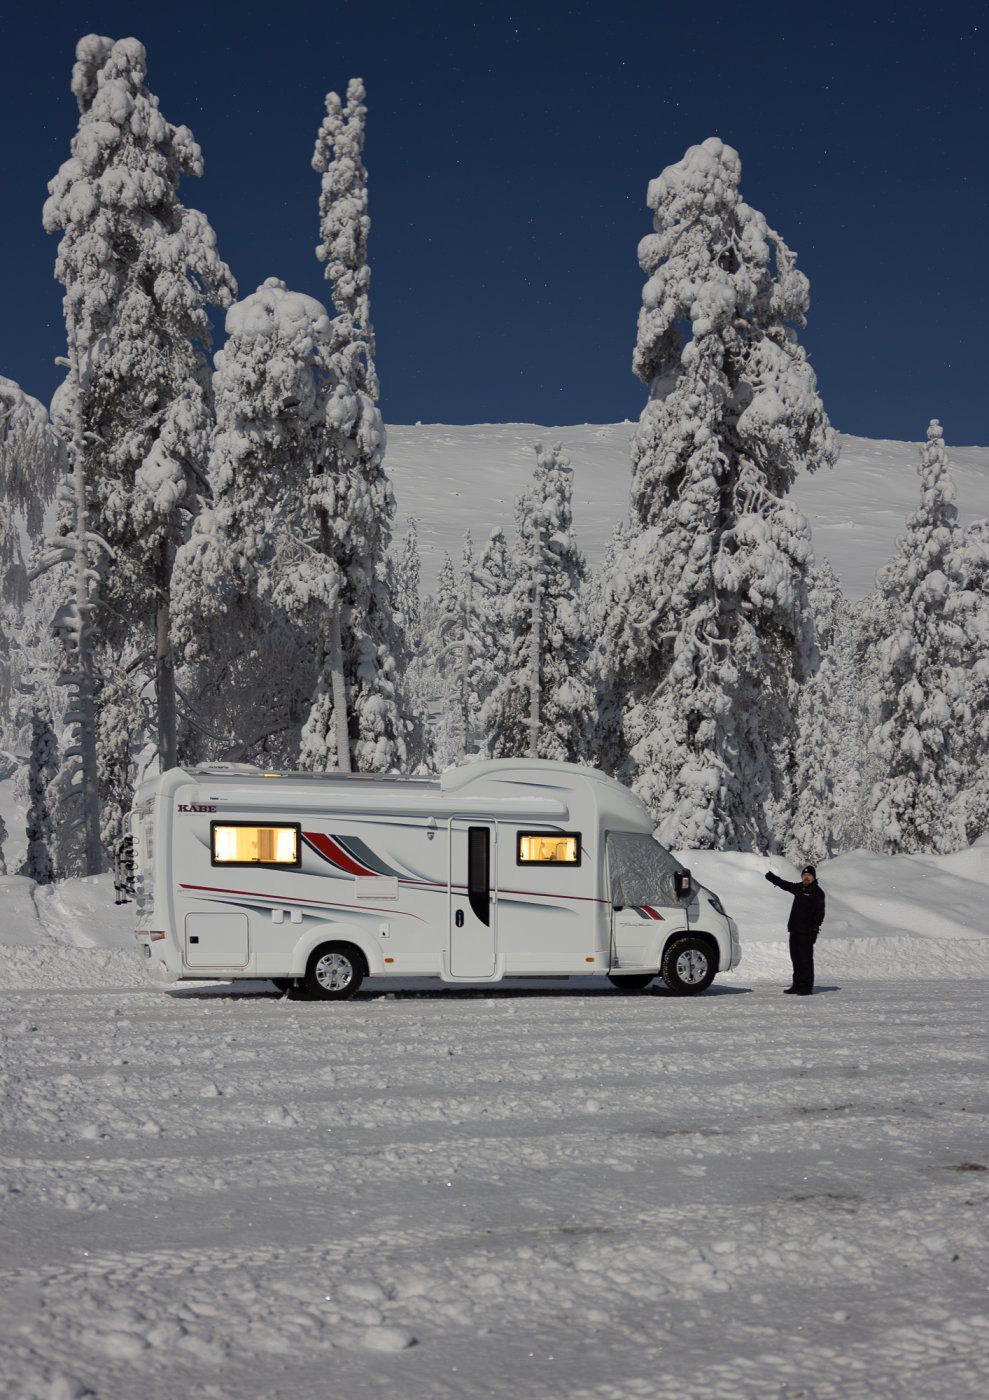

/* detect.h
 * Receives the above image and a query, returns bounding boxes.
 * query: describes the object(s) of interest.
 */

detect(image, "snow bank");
[0,874,154,988]
[680,844,989,982]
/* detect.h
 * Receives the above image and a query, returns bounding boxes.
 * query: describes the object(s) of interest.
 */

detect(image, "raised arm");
[765,871,802,895]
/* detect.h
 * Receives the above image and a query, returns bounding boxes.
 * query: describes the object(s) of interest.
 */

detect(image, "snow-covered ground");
[2,851,989,1399]
[386,424,989,598]
[3,422,989,1396]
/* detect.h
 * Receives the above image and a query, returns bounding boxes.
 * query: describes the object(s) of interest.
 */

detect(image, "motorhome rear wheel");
[303,944,366,1000]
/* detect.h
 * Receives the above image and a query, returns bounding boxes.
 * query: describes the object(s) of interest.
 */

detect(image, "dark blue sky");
[3,0,986,442]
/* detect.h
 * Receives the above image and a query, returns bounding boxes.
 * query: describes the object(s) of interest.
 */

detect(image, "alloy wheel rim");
[675,949,708,984]
[315,953,354,990]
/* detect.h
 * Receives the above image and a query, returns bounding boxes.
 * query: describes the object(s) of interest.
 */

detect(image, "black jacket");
[765,872,825,936]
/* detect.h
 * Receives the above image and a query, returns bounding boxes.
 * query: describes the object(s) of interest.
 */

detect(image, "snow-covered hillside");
[386,424,989,598]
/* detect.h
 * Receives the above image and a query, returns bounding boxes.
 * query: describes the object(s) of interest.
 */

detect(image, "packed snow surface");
[2,854,988,1398]
[385,424,989,597]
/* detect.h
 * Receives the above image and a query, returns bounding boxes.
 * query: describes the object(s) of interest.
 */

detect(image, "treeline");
[0,45,986,880]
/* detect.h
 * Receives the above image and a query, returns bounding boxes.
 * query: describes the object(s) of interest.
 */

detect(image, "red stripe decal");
[641,905,664,920]
[303,832,377,877]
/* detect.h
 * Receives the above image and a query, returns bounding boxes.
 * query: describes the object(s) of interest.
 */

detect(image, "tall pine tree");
[867,421,971,853]
[601,137,837,850]
[303,77,411,772]
[953,519,989,842]
[173,278,333,765]
[483,443,595,762]
[43,34,235,796]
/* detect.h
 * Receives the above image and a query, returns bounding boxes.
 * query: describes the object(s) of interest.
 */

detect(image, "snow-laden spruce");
[432,534,476,762]
[303,77,412,773]
[0,377,62,739]
[601,137,837,850]
[0,378,76,876]
[787,560,846,862]
[43,34,235,795]
[482,443,596,762]
[866,421,973,853]
[952,518,989,842]
[429,552,466,765]
[390,519,432,767]
[473,527,514,728]
[21,713,59,883]
[173,279,334,767]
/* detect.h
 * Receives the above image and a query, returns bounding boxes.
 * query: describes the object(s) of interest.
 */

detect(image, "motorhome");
[129,759,740,998]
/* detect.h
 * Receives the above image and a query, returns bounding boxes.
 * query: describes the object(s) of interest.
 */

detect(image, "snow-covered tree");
[0,377,63,748]
[591,518,633,774]
[953,519,989,841]
[174,278,333,767]
[474,527,513,724]
[43,34,236,784]
[430,554,465,765]
[483,443,596,762]
[787,559,845,862]
[431,532,496,761]
[866,421,970,853]
[601,137,837,850]
[305,76,411,772]
[390,519,433,768]
[396,519,423,655]
[21,711,59,884]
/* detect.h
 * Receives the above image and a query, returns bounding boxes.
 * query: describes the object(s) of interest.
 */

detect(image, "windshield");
[607,831,686,908]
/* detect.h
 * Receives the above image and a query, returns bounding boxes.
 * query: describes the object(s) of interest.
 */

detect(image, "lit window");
[211,824,300,867]
[517,832,581,866]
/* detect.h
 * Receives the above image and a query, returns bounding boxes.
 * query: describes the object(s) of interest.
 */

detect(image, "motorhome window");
[467,827,491,926]
[516,832,581,866]
[211,823,301,867]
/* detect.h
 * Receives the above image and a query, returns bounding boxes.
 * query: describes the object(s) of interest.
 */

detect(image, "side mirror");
[674,869,692,900]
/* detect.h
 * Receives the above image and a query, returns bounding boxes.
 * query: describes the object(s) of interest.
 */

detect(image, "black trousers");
[788,929,817,993]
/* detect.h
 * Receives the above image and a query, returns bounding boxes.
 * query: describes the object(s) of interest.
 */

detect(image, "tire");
[661,937,717,996]
[302,944,365,1001]
[608,973,655,991]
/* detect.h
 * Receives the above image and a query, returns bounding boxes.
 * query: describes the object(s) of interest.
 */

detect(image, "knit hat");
[802,865,817,877]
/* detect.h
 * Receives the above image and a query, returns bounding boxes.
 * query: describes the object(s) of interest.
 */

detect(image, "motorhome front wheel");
[661,937,717,996]
[303,944,366,1000]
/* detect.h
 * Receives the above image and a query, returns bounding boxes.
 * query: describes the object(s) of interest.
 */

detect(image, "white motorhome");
[129,759,740,998]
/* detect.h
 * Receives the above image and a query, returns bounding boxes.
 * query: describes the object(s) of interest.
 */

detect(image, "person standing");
[765,865,825,995]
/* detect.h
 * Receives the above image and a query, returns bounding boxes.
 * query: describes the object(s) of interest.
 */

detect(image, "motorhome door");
[449,820,497,977]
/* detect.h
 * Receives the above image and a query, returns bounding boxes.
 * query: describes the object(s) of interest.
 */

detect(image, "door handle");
[455,909,464,927]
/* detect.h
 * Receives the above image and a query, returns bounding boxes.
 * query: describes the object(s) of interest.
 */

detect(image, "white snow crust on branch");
[602,136,837,851]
